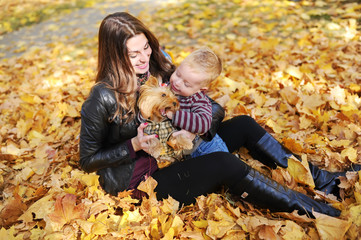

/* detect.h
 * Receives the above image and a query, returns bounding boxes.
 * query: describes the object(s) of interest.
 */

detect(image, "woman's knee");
[232,115,257,128]
[206,152,250,175]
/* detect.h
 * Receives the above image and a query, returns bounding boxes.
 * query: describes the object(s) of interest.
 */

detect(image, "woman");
[80,12,343,218]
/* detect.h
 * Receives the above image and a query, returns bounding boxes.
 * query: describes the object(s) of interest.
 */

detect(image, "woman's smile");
[136,62,148,70]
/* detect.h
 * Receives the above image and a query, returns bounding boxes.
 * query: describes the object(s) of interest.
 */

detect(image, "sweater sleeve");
[172,92,212,134]
[79,86,134,173]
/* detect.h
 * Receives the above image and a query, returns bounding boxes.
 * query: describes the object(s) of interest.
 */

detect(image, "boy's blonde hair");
[182,47,222,85]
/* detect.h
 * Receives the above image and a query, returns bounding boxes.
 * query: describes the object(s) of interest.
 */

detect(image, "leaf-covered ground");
[1,0,361,239]
[0,0,105,35]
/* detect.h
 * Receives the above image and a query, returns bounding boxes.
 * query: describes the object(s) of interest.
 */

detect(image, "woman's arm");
[79,88,134,173]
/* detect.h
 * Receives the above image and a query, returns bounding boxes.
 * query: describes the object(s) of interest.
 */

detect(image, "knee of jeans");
[190,148,205,158]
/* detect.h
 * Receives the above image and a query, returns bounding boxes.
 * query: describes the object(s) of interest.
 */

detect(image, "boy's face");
[169,63,208,97]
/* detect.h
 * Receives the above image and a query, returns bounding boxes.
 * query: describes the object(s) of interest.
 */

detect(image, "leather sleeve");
[201,96,225,141]
[79,86,133,173]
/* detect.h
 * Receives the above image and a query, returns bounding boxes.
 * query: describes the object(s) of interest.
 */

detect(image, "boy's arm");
[172,93,212,134]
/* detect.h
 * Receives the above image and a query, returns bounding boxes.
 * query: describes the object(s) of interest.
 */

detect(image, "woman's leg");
[218,115,360,198]
[218,115,278,168]
[152,152,340,217]
[217,115,265,153]
[153,152,249,205]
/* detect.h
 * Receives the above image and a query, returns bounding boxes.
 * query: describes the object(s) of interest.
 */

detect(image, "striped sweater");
[172,91,212,134]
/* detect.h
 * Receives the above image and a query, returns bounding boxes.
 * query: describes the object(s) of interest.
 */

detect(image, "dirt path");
[0,0,170,59]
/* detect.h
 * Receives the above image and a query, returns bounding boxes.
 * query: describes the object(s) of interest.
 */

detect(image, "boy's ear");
[145,76,160,87]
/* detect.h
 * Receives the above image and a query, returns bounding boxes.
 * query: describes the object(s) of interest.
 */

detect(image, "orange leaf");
[47,194,87,231]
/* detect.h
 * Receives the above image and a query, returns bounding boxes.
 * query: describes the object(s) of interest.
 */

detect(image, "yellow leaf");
[63,186,77,194]
[171,215,184,236]
[81,173,99,187]
[137,176,158,202]
[19,166,35,181]
[288,155,315,188]
[341,147,357,163]
[193,219,208,229]
[160,196,179,215]
[88,212,109,236]
[20,94,43,104]
[330,86,346,105]
[27,130,45,146]
[349,83,361,92]
[226,33,236,40]
[348,204,361,227]
[19,194,54,224]
[246,50,257,58]
[0,227,16,240]
[214,206,236,222]
[314,212,351,240]
[280,220,305,240]
[299,115,312,130]
[354,191,361,205]
[77,219,94,235]
[150,218,160,239]
[285,66,302,79]
[206,220,235,239]
[175,24,185,31]
[2,142,21,156]
[301,94,326,110]
[161,227,174,240]
[266,119,284,134]
[16,119,32,138]
[279,86,299,105]
[119,208,143,228]
[210,20,221,28]
[29,228,44,239]
[159,214,172,235]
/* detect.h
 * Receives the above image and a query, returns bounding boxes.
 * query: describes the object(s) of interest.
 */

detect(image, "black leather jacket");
[79,82,225,196]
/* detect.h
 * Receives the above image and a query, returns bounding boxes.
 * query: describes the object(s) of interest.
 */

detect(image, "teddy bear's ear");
[146,75,160,87]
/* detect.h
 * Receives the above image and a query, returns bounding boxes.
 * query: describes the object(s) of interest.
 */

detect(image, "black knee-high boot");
[250,132,361,197]
[234,168,341,218]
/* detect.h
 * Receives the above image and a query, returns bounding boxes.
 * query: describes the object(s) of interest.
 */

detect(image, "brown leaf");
[258,225,278,240]
[0,193,27,227]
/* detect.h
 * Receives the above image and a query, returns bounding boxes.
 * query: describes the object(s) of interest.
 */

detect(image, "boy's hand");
[172,130,196,141]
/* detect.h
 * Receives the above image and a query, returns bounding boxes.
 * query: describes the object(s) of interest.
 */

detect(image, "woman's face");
[126,33,152,74]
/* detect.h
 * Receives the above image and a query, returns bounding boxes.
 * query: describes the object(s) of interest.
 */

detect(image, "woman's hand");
[172,130,196,141]
[131,123,158,153]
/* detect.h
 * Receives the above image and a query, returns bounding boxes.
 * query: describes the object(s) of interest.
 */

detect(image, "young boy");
[167,47,229,158]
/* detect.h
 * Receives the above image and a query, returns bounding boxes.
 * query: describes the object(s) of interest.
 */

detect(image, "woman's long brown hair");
[96,12,175,123]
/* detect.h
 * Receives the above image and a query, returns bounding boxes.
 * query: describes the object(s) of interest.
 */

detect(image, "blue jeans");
[190,134,229,158]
